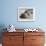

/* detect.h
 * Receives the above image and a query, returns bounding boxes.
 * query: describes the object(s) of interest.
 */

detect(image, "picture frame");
[18,7,35,21]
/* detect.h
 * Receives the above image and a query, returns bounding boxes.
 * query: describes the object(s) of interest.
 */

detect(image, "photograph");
[18,7,35,21]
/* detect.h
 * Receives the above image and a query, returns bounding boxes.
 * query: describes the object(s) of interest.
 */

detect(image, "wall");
[0,0,46,43]
[0,0,46,29]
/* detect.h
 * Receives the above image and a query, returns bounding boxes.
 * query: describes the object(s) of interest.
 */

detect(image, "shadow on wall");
[0,24,7,43]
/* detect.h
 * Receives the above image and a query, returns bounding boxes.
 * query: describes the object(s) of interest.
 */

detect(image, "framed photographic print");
[18,7,35,21]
